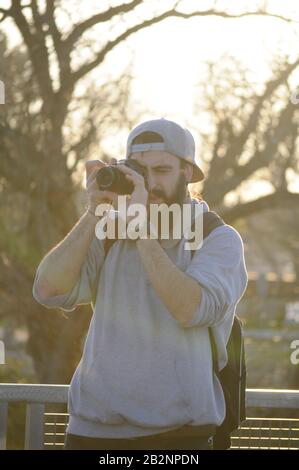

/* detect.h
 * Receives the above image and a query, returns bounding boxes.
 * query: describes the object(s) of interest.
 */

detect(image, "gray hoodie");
[33,199,248,438]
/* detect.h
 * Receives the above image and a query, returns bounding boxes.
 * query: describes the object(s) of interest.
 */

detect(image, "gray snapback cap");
[125,118,204,183]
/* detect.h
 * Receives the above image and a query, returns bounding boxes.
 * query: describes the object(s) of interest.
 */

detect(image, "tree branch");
[224,57,299,164]
[206,96,299,205]
[67,123,97,172]
[45,0,72,87]
[65,7,299,90]
[222,191,299,223]
[10,1,54,106]
[0,6,12,23]
[64,0,143,50]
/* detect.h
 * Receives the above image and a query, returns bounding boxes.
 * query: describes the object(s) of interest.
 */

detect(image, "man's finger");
[85,160,107,185]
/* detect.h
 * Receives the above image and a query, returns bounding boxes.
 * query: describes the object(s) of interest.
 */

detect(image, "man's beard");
[147,173,189,238]
[148,172,188,206]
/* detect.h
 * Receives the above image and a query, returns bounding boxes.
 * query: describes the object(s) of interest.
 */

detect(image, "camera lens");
[96,159,148,194]
[96,167,116,190]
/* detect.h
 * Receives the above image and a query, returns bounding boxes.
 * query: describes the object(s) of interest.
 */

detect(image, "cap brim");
[191,164,205,183]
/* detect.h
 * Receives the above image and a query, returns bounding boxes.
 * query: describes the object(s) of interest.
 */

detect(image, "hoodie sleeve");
[32,236,105,312]
[182,225,248,328]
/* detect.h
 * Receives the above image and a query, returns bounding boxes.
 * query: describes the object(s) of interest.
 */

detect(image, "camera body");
[96,159,148,195]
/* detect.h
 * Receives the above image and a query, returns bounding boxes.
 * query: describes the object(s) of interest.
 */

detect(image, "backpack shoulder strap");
[202,211,225,240]
[190,211,225,260]
[189,211,226,375]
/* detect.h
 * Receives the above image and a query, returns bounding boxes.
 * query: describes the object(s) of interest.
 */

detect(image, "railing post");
[0,402,8,450]
[25,403,45,450]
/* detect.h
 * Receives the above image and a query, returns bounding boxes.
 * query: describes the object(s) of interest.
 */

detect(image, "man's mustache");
[149,191,165,199]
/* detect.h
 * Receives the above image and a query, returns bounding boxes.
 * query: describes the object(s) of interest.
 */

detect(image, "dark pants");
[64,431,213,450]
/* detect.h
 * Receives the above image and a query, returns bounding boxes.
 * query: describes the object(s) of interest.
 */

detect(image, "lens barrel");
[96,159,147,195]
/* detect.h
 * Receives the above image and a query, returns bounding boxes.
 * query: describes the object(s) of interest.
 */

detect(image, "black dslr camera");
[96,159,148,195]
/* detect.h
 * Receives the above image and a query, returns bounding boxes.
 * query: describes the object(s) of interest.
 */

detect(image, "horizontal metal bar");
[246,389,299,409]
[237,427,299,430]
[244,417,299,422]
[45,423,68,426]
[0,384,68,404]
[1,384,299,409]
[231,447,298,451]
[45,444,69,447]
[230,436,296,441]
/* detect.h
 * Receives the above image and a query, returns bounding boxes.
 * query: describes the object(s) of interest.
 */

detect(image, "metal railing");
[0,384,299,450]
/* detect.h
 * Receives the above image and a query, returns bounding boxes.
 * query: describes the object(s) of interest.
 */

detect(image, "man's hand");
[116,164,148,220]
[115,164,149,236]
[86,160,118,214]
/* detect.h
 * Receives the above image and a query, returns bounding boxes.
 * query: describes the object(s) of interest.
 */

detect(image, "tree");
[0,29,133,382]
[0,1,297,382]
[193,56,299,223]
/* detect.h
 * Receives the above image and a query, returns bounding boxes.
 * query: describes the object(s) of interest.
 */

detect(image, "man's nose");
[146,174,156,192]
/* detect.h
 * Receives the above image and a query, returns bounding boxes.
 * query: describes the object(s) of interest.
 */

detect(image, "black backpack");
[100,211,246,450]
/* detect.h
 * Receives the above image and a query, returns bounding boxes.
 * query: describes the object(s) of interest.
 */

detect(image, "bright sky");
[2,0,299,199]
[98,0,299,200]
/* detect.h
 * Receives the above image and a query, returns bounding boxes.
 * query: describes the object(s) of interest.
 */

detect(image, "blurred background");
[0,0,299,448]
